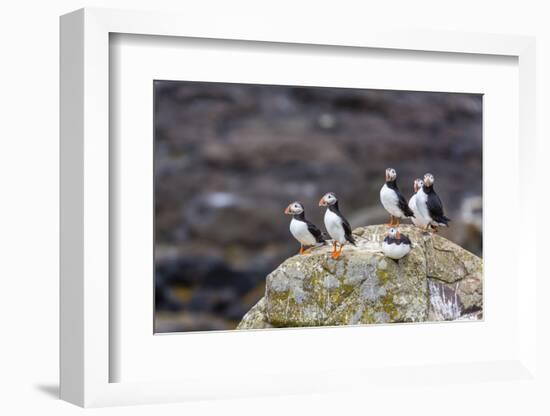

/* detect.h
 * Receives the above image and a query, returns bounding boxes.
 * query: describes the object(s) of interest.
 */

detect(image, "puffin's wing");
[397,192,415,217]
[304,219,325,243]
[427,192,450,224]
[341,216,356,245]
[400,234,412,246]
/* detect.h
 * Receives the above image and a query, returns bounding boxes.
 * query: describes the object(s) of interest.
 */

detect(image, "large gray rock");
[237,224,482,329]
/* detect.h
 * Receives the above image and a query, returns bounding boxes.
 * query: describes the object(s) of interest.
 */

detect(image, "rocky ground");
[238,225,483,329]
[154,81,482,333]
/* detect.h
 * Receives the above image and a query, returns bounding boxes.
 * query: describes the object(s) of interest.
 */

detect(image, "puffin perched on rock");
[415,173,451,230]
[380,168,415,226]
[382,227,412,260]
[408,178,431,229]
[319,192,356,260]
[284,201,325,255]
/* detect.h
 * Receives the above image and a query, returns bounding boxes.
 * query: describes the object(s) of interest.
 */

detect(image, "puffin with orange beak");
[382,227,412,260]
[319,192,356,260]
[380,168,415,226]
[284,201,325,255]
[415,173,451,231]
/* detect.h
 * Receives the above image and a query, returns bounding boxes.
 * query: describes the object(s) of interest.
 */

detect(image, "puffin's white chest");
[415,189,432,221]
[324,209,346,244]
[380,184,402,217]
[382,241,411,260]
[409,193,430,227]
[289,218,316,245]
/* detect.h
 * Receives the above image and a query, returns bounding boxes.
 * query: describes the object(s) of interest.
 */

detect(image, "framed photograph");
[60,8,538,408]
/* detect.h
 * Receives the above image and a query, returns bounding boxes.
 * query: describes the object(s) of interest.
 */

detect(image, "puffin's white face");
[319,192,337,207]
[284,201,304,215]
[388,227,400,239]
[385,168,397,182]
[413,178,424,192]
[423,173,434,187]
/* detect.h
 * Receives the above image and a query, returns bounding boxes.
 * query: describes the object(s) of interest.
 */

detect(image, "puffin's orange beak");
[319,197,326,207]
[385,172,389,181]
[284,205,291,214]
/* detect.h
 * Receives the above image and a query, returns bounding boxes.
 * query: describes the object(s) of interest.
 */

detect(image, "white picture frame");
[60,7,539,408]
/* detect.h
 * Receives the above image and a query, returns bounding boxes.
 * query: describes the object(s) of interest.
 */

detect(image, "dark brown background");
[154,81,482,333]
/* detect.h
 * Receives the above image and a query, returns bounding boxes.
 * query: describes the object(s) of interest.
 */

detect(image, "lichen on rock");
[238,224,483,329]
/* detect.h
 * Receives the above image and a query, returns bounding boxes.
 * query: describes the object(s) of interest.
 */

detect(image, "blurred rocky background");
[154,81,482,333]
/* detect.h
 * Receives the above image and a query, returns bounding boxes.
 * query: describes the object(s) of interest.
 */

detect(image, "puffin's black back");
[305,219,326,243]
[329,202,356,245]
[386,180,415,217]
[384,234,411,246]
[424,185,451,225]
[294,212,325,243]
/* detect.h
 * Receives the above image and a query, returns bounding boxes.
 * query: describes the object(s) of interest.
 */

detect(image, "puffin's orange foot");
[332,246,344,260]
[329,241,338,259]
[330,245,339,259]
[299,245,305,255]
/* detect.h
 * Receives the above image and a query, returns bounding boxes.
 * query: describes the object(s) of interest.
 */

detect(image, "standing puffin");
[284,201,325,255]
[408,178,431,229]
[380,168,415,226]
[415,173,451,230]
[382,227,412,260]
[319,192,356,259]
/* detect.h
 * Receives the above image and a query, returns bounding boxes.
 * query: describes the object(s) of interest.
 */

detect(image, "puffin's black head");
[284,201,304,215]
[423,173,435,187]
[387,227,400,239]
[413,178,424,192]
[319,192,337,207]
[385,168,397,182]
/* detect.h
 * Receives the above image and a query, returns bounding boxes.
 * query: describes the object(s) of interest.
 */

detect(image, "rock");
[236,298,273,329]
[237,225,482,329]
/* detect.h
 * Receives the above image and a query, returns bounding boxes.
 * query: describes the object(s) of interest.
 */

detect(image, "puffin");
[380,168,415,226]
[408,178,431,229]
[382,227,412,260]
[284,201,325,255]
[319,192,356,259]
[415,173,451,230]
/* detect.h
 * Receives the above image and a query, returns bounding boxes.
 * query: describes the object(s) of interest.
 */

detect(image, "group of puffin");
[284,168,450,261]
